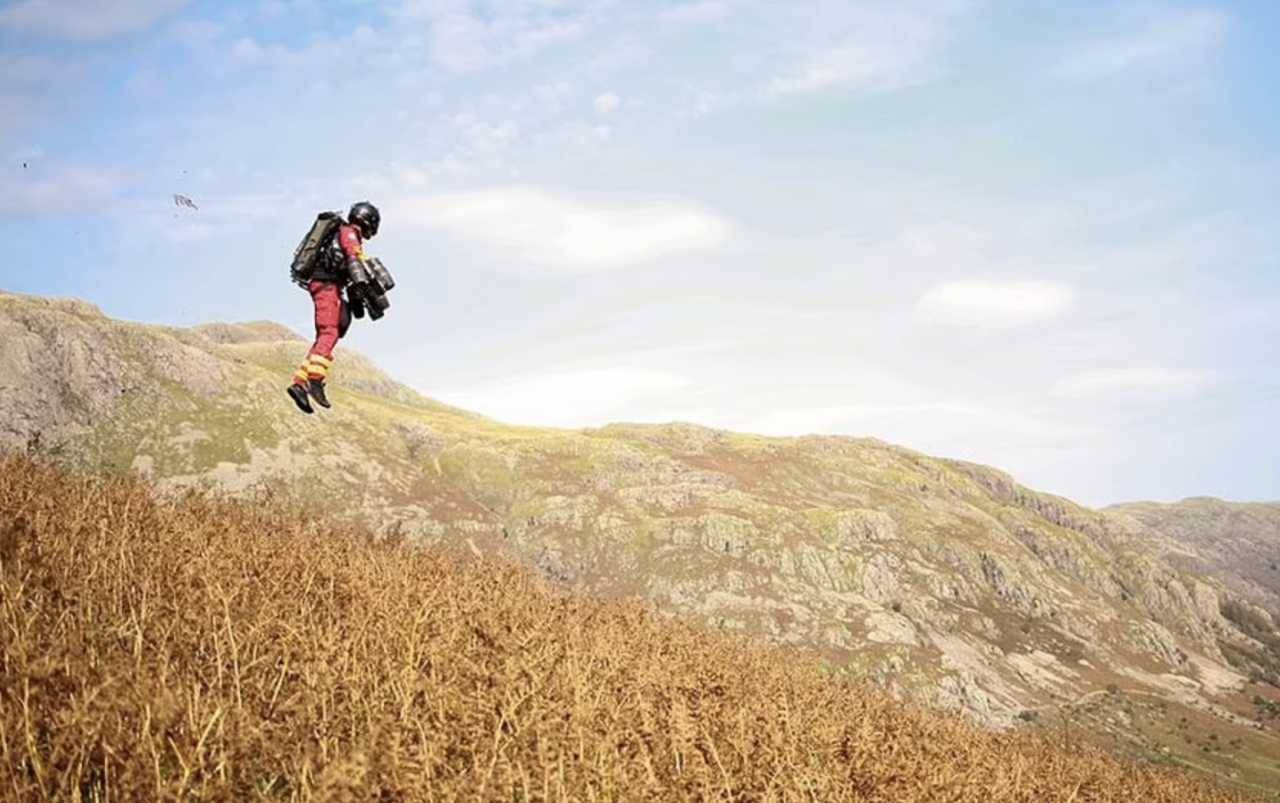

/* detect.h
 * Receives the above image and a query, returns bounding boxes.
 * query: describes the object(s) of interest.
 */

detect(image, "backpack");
[290,211,344,289]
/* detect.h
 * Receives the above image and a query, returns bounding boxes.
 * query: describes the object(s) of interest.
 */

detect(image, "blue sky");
[1,0,1277,507]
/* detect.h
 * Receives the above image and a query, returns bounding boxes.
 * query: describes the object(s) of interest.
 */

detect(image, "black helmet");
[348,201,381,239]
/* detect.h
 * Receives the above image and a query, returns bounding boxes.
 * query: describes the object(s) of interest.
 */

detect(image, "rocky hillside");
[1104,499,1280,695]
[2,287,1278,795]
[1107,499,1280,615]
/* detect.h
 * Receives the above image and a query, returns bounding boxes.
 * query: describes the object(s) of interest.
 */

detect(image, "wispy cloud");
[169,17,224,50]
[764,2,973,96]
[658,0,743,24]
[0,0,192,41]
[0,51,95,146]
[450,112,522,158]
[915,280,1077,328]
[434,366,691,427]
[0,162,119,218]
[1052,7,1228,82]
[593,91,621,115]
[747,399,1100,456]
[1051,368,1208,398]
[397,185,734,272]
[391,0,599,74]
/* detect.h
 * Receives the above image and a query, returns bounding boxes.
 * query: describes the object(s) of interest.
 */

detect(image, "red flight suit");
[293,223,366,387]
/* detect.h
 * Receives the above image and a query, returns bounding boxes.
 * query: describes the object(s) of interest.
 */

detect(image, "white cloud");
[170,18,223,50]
[231,37,268,63]
[398,185,733,271]
[0,53,64,90]
[426,12,492,73]
[658,0,740,24]
[594,91,621,115]
[389,161,431,189]
[0,52,92,143]
[432,367,690,427]
[534,82,574,115]
[1052,8,1228,82]
[0,0,191,40]
[0,163,117,217]
[451,112,521,156]
[582,37,651,72]
[892,221,993,261]
[394,2,594,74]
[915,279,1076,328]
[764,4,963,97]
[512,18,588,55]
[679,86,736,118]
[1052,368,1207,398]
[554,120,611,149]
[747,400,1092,449]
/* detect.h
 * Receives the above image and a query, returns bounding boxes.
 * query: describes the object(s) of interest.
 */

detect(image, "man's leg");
[288,281,342,411]
[304,281,342,407]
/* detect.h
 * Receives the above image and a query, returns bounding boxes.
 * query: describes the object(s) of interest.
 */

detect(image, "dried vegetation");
[0,456,1259,802]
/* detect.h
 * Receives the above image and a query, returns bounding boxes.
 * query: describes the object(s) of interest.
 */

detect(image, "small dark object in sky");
[173,193,198,210]
[22,162,27,169]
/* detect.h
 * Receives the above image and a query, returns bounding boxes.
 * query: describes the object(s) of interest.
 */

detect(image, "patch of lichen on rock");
[82,380,283,478]
[75,321,293,477]
[436,441,524,512]
[805,506,901,549]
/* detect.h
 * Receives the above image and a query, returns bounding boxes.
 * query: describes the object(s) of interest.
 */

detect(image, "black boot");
[307,378,331,409]
[287,383,314,414]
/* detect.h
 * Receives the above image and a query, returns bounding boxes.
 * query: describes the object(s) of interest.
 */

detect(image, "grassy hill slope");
[0,455,1263,803]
